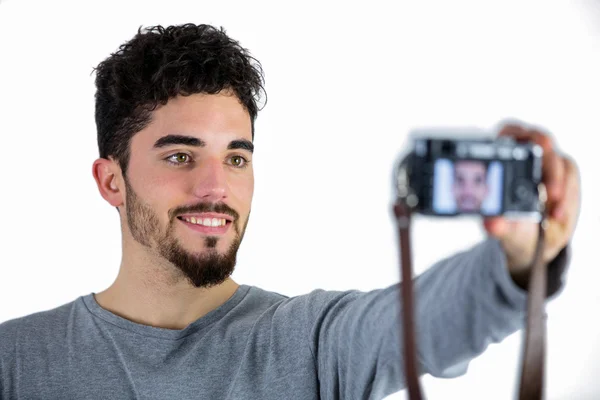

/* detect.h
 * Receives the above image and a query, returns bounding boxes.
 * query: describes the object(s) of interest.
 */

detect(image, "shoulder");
[0,298,82,359]
[245,284,356,307]
[244,284,377,322]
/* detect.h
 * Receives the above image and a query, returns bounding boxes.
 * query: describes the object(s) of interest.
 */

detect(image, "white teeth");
[183,217,227,227]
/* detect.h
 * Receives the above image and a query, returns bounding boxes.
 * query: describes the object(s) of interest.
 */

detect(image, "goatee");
[123,176,248,288]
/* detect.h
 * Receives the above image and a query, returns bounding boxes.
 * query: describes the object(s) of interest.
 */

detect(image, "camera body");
[400,135,545,219]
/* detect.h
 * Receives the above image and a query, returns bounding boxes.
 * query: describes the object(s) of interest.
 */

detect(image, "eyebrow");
[228,139,254,153]
[152,135,253,153]
[153,135,204,149]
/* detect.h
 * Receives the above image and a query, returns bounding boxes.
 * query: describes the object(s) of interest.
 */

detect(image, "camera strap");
[393,200,548,400]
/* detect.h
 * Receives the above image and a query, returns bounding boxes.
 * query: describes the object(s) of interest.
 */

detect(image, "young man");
[0,24,580,399]
[452,160,490,212]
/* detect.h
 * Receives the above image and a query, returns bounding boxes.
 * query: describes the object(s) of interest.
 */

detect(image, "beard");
[457,195,482,211]
[123,176,248,288]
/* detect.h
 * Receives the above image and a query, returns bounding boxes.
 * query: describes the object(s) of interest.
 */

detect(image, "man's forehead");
[142,93,253,141]
[456,161,486,170]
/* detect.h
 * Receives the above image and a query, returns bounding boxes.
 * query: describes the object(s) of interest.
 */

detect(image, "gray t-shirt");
[0,238,568,400]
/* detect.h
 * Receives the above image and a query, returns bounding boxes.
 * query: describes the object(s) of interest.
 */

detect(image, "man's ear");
[92,158,124,208]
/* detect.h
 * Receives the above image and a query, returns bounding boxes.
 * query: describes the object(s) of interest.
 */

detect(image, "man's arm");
[307,238,569,400]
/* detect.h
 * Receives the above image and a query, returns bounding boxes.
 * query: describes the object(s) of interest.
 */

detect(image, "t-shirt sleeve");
[0,318,19,399]
[306,237,569,400]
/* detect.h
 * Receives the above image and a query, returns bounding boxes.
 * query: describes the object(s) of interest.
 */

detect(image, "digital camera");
[397,134,545,219]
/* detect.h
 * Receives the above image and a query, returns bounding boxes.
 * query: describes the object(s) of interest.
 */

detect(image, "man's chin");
[458,203,479,212]
[178,237,231,254]
[159,242,237,288]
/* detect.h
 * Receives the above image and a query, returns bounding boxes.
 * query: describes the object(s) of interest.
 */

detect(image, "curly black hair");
[93,23,266,176]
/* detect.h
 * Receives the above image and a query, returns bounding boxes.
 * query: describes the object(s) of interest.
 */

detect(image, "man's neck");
[94,249,239,330]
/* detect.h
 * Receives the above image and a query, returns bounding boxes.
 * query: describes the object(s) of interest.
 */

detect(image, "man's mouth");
[459,197,479,210]
[176,214,233,235]
[179,216,228,227]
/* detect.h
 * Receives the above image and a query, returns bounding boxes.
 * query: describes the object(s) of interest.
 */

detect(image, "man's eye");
[229,155,249,168]
[167,153,192,165]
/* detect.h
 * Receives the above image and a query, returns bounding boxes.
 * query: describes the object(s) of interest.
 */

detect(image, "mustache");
[170,202,240,222]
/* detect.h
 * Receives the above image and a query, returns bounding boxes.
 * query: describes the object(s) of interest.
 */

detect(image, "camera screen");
[432,159,503,215]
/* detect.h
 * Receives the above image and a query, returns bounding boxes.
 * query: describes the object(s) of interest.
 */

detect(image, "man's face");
[451,160,489,212]
[121,92,254,288]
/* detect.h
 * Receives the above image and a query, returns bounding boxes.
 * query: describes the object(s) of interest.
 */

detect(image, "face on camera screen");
[432,159,503,215]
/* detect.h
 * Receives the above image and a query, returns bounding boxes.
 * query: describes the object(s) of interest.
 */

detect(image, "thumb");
[483,217,510,239]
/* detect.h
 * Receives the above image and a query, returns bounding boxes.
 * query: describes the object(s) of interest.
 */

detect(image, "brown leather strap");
[393,200,548,400]
[394,202,424,400]
[518,220,547,400]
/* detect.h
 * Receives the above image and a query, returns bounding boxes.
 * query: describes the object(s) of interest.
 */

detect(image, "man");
[0,24,580,399]
[452,160,490,212]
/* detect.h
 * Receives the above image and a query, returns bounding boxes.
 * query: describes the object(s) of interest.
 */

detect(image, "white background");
[0,1,599,399]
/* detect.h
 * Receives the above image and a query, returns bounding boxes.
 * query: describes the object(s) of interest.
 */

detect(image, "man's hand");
[482,123,581,281]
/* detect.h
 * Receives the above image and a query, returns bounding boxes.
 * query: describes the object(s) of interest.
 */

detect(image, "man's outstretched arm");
[308,238,569,400]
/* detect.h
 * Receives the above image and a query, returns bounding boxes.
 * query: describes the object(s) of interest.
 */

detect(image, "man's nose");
[464,181,477,191]
[191,158,227,202]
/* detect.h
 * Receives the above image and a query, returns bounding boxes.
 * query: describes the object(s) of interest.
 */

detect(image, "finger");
[498,124,528,138]
[565,157,582,235]
[553,156,580,227]
[550,157,570,221]
[483,216,509,238]
[533,133,564,203]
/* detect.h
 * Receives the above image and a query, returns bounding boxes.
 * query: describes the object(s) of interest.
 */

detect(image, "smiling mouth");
[178,216,228,226]
[176,215,233,235]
